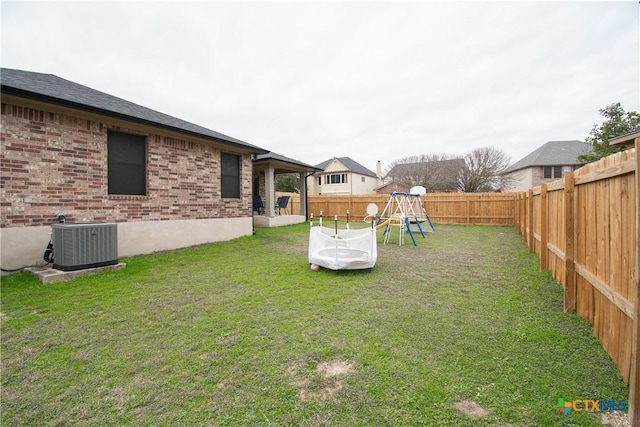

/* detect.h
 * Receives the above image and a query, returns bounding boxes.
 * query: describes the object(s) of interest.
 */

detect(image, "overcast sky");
[2,1,638,173]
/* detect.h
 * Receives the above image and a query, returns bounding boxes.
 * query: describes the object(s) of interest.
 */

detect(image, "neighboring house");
[500,140,590,192]
[0,67,270,270]
[307,157,381,195]
[380,158,464,193]
[375,181,411,194]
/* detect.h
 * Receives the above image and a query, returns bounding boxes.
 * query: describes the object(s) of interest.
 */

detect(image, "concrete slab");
[26,263,126,284]
[253,214,306,228]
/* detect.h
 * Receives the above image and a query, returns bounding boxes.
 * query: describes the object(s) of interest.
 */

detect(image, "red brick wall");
[1,101,253,228]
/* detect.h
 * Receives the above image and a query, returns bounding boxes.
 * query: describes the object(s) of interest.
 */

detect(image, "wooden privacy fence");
[516,147,640,422]
[307,192,516,225]
[293,148,640,421]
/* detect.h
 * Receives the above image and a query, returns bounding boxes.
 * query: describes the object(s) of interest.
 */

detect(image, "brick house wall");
[1,101,252,227]
[1,98,255,268]
[531,166,543,187]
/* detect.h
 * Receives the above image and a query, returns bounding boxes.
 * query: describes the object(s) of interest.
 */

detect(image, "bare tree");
[384,154,463,192]
[457,146,511,192]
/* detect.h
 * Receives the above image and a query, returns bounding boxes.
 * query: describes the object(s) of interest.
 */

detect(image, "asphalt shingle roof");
[0,67,268,153]
[313,157,377,177]
[503,140,591,173]
[386,158,465,177]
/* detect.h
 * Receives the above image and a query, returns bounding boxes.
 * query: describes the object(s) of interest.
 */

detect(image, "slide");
[375,218,391,230]
[375,218,406,230]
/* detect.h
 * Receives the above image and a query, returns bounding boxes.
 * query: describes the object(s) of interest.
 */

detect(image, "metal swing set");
[374,186,435,246]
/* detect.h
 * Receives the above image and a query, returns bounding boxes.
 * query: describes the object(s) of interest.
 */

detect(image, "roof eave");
[609,130,640,146]
[253,158,322,173]
[1,85,269,155]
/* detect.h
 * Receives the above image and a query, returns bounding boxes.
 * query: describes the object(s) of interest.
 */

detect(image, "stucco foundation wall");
[0,225,52,270]
[0,217,253,269]
[117,217,252,257]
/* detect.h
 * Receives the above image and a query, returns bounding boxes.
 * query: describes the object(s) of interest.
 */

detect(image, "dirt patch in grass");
[316,360,353,377]
[600,412,630,427]
[288,356,353,403]
[454,399,491,418]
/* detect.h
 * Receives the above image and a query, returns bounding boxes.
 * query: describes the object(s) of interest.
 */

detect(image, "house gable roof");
[385,158,465,178]
[0,67,268,154]
[502,140,591,174]
[313,157,377,177]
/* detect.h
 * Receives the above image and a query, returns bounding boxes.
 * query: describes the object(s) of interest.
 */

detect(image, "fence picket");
[512,148,636,401]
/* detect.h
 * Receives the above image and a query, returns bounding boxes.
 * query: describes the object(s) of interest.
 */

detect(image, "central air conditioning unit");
[51,222,118,271]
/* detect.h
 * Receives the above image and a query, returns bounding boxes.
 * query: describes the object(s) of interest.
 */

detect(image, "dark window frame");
[325,173,347,184]
[221,152,241,199]
[554,166,562,178]
[543,166,565,179]
[107,130,147,196]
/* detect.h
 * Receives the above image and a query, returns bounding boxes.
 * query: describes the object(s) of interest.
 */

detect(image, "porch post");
[265,164,276,217]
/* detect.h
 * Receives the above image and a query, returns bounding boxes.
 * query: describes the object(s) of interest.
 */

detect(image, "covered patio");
[252,152,321,228]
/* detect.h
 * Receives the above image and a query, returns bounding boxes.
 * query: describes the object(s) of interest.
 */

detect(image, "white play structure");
[307,187,435,270]
[308,211,377,271]
[370,186,435,246]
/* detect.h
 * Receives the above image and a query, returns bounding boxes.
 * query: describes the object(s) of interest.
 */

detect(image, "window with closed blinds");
[107,131,146,195]
[221,153,240,198]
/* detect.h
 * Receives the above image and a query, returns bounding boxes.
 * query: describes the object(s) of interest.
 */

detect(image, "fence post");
[514,193,519,232]
[563,171,576,313]
[528,189,534,252]
[466,198,471,225]
[629,140,640,425]
[515,193,519,233]
[520,192,525,237]
[540,184,548,271]
[516,191,524,237]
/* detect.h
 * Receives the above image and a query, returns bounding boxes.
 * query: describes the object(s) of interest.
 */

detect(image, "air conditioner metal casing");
[51,222,118,271]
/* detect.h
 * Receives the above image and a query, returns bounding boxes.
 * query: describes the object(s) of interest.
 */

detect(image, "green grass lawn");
[1,224,629,426]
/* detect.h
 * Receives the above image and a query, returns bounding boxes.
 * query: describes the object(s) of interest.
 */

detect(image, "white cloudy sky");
[2,1,638,173]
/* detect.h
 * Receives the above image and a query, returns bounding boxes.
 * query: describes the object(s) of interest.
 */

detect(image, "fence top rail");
[546,180,566,192]
[574,158,636,186]
[531,180,566,193]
